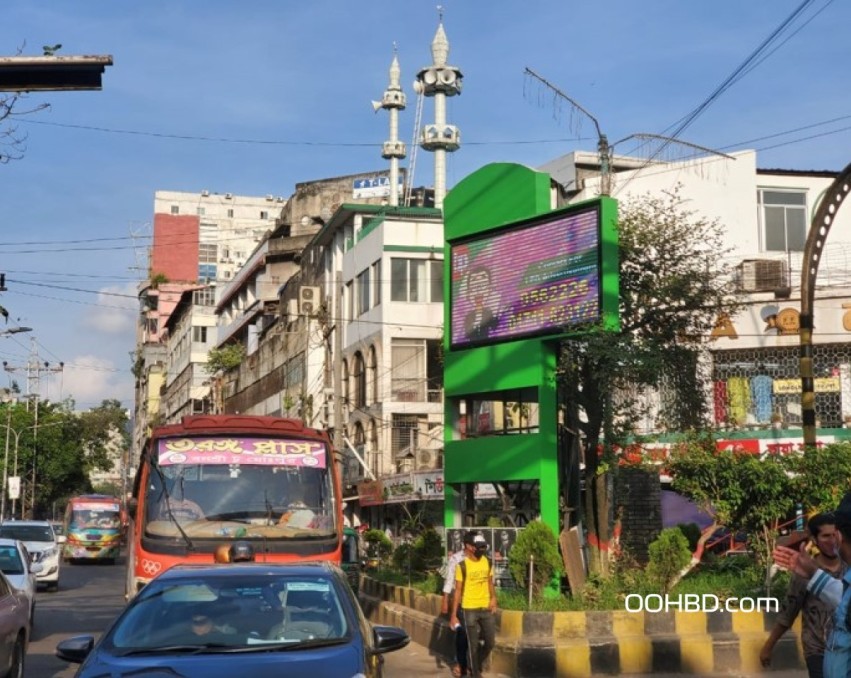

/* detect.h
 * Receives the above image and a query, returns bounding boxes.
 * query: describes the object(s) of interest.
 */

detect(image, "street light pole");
[1,407,10,520]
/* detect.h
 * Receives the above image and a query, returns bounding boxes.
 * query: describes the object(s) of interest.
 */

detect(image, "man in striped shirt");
[774,495,851,677]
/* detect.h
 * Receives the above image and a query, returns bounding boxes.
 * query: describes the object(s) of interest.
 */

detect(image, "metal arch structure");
[800,161,851,446]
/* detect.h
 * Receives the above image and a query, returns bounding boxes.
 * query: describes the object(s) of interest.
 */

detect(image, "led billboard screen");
[450,205,602,348]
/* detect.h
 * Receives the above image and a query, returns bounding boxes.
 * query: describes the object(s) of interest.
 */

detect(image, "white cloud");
[53,355,133,409]
[84,284,138,335]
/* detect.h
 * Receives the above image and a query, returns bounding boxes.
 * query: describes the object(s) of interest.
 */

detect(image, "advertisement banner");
[7,477,19,500]
[157,437,326,469]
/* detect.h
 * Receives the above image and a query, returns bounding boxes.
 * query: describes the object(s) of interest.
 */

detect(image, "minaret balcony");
[382,141,407,159]
[420,124,461,152]
[416,66,463,97]
[381,90,406,109]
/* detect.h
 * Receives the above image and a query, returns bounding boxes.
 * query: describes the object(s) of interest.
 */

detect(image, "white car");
[0,538,41,627]
[0,521,62,592]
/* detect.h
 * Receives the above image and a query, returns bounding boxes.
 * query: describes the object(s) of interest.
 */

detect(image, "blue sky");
[0,0,848,411]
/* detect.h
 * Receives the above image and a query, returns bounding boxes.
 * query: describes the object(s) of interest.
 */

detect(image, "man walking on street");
[441,540,469,676]
[450,531,497,677]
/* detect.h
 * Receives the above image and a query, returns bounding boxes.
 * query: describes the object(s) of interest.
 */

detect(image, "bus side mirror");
[127,498,138,520]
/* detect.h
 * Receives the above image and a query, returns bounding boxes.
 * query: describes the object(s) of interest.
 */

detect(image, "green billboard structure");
[442,163,619,538]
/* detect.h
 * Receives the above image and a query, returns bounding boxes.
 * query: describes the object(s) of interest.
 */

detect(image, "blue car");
[55,562,408,678]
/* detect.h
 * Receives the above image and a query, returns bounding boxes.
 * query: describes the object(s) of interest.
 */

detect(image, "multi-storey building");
[132,191,287,464]
[546,149,851,439]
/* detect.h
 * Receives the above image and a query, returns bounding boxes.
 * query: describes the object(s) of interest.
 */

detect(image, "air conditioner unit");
[201,189,209,197]
[738,259,787,293]
[417,450,433,468]
[299,286,321,316]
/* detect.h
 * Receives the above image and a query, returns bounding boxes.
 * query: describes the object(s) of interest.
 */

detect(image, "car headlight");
[42,547,58,559]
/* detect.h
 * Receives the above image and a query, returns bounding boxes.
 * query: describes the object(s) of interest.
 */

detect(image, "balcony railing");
[390,378,443,403]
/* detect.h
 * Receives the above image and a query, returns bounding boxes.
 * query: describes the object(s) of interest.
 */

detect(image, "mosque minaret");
[374,47,407,207]
[414,11,462,210]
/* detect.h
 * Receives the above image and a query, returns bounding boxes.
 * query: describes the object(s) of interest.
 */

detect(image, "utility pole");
[333,274,344,456]
[3,338,63,518]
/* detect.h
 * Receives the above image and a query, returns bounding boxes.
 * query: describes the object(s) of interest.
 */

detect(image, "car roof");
[0,520,51,527]
[156,561,340,581]
[0,538,22,548]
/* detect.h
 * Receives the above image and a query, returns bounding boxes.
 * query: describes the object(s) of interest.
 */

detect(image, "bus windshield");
[71,509,121,530]
[143,435,336,541]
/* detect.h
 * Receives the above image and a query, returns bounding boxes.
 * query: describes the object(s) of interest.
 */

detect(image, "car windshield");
[0,546,24,575]
[106,573,351,652]
[0,525,53,542]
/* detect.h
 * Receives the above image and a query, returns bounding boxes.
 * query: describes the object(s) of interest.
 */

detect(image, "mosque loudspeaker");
[298,286,321,316]
[423,69,438,85]
[371,100,383,112]
[439,69,456,85]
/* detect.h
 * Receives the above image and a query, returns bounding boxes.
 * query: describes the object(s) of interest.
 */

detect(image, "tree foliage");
[668,436,795,575]
[558,187,742,574]
[206,343,246,374]
[0,399,128,519]
[784,442,851,512]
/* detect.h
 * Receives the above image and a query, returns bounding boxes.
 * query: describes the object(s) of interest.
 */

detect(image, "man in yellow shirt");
[449,531,497,677]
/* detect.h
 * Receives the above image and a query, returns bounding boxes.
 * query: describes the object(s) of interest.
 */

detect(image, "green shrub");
[412,528,444,571]
[392,528,444,573]
[508,521,563,598]
[646,528,692,593]
[676,522,701,552]
[363,529,392,560]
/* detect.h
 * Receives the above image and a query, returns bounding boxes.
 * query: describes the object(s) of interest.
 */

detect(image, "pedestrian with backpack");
[449,531,497,677]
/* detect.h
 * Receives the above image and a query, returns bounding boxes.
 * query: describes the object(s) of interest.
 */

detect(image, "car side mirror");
[56,635,95,664]
[29,562,43,575]
[371,625,410,655]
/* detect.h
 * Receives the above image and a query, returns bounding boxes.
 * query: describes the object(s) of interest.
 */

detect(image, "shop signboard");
[357,480,384,507]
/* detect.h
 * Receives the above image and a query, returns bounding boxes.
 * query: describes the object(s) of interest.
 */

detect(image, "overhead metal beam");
[0,55,113,91]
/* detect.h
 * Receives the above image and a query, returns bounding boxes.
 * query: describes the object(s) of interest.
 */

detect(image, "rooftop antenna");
[524,67,734,196]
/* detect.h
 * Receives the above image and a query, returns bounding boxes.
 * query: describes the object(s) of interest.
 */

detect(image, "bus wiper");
[151,463,195,552]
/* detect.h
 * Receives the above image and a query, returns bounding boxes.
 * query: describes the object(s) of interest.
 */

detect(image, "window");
[368,345,378,403]
[352,352,366,408]
[197,207,206,216]
[357,268,370,315]
[390,258,442,302]
[170,205,179,215]
[260,211,269,219]
[372,260,382,306]
[760,189,807,252]
[199,243,217,263]
[345,282,353,322]
[192,288,215,306]
[392,414,420,456]
[192,326,208,343]
[391,338,425,401]
[227,209,234,218]
[430,260,443,302]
